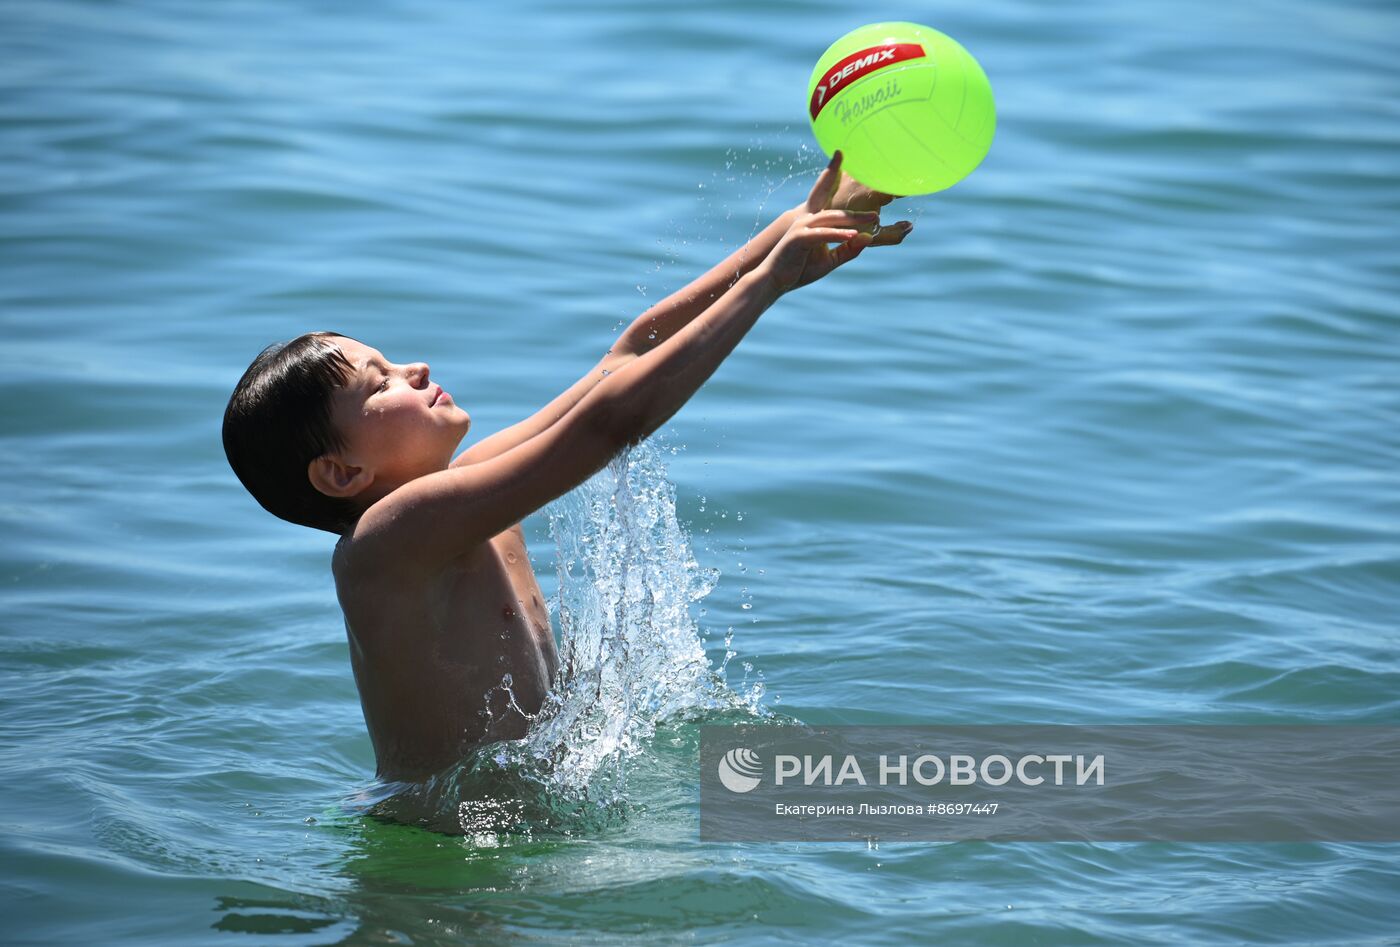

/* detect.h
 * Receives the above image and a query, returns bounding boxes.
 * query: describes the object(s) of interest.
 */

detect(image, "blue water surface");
[3,0,1399,943]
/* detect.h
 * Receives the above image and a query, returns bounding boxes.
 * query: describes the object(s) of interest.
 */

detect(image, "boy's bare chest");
[485,526,549,629]
[379,526,553,677]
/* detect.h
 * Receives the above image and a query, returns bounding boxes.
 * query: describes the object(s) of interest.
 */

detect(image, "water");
[3,0,1399,942]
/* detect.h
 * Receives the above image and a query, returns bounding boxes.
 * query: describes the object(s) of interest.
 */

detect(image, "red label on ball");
[809,43,925,120]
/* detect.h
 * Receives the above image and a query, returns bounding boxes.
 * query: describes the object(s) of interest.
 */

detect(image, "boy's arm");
[612,170,906,358]
[356,153,878,565]
[450,348,636,468]
[449,210,800,469]
[609,207,802,358]
[452,170,907,468]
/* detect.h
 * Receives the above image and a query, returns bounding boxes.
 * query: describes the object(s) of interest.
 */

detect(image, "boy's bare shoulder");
[335,470,464,561]
[332,484,456,589]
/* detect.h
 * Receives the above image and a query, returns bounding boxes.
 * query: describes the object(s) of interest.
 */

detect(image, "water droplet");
[741,603,752,610]
[601,369,611,376]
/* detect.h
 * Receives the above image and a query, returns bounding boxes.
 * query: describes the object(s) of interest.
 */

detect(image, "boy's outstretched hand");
[763,151,914,294]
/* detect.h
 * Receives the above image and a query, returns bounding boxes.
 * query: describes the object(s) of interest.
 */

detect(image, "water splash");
[498,441,774,826]
[526,444,728,783]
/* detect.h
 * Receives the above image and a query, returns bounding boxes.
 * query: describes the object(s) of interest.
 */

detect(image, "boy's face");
[322,336,471,492]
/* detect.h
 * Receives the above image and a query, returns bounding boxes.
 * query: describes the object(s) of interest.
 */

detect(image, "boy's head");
[223,332,470,534]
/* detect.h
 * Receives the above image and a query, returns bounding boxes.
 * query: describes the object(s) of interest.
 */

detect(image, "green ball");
[807,21,996,196]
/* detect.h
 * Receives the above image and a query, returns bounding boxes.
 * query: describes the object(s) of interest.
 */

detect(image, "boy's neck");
[350,458,452,523]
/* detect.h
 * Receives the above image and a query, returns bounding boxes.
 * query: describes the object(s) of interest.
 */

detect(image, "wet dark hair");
[222,331,359,534]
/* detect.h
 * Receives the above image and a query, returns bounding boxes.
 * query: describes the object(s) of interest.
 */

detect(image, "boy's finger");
[805,150,844,214]
[797,227,861,244]
[830,232,871,267]
[869,220,914,246]
[810,209,880,230]
[852,190,897,209]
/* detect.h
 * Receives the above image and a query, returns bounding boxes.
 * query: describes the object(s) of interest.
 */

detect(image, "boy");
[223,152,911,781]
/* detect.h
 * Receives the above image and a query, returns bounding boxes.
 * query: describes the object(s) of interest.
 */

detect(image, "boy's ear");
[307,453,373,499]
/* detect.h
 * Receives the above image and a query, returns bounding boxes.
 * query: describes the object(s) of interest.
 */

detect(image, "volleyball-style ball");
[807,21,996,196]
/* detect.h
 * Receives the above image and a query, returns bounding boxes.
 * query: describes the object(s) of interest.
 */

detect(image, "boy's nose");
[408,362,430,386]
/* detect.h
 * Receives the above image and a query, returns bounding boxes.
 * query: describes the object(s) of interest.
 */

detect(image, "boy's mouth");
[430,384,443,406]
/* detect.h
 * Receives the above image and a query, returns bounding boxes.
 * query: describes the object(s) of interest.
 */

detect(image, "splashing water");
[530,445,728,776]
[368,441,768,837]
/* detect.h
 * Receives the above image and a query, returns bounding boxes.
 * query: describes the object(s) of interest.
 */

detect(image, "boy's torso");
[332,523,559,781]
